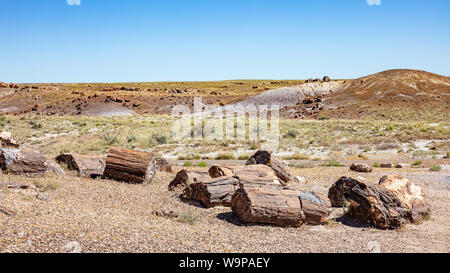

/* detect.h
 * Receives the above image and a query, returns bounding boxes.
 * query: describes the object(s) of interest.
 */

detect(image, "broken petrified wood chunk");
[298,191,331,225]
[155,157,172,173]
[0,131,20,148]
[56,154,106,178]
[168,169,211,191]
[0,182,30,189]
[245,150,292,183]
[0,148,48,176]
[208,164,279,181]
[102,148,156,184]
[183,176,240,208]
[350,163,373,173]
[328,176,431,229]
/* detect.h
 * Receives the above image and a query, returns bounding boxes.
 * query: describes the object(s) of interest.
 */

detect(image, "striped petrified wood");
[102,148,156,184]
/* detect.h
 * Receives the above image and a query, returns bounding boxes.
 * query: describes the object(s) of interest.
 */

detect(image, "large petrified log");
[232,186,304,227]
[245,150,291,184]
[168,170,211,191]
[231,185,331,227]
[184,166,283,208]
[56,154,106,178]
[102,148,156,184]
[0,148,48,176]
[328,176,430,229]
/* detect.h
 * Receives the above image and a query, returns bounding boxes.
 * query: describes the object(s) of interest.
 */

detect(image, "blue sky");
[0,0,449,83]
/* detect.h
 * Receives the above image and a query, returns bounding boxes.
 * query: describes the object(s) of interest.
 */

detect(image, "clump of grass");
[178,154,201,160]
[284,129,297,139]
[197,162,207,167]
[215,153,234,160]
[429,165,442,172]
[151,133,168,145]
[358,153,368,160]
[445,152,450,159]
[177,212,199,225]
[321,160,341,167]
[373,162,381,168]
[183,161,193,167]
[101,134,120,146]
[33,179,61,192]
[412,160,423,167]
[237,154,250,160]
[282,153,310,160]
[317,115,329,120]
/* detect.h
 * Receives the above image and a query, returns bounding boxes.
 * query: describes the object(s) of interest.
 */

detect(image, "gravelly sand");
[1,166,449,253]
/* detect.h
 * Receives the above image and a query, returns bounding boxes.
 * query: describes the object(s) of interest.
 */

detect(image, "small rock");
[380,163,393,168]
[36,193,51,202]
[294,176,306,183]
[65,241,82,253]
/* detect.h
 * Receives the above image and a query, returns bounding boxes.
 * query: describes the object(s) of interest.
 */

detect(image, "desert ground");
[0,69,449,253]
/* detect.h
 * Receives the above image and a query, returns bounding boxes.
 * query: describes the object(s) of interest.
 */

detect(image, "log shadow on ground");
[334,215,372,229]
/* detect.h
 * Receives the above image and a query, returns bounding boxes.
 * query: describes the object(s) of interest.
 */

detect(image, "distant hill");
[327,69,450,103]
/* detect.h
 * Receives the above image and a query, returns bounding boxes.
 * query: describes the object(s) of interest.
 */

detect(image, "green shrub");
[321,160,341,167]
[429,165,441,172]
[373,162,381,168]
[177,212,199,225]
[412,160,423,166]
[152,133,168,145]
[197,162,207,167]
[183,161,193,167]
[318,115,329,121]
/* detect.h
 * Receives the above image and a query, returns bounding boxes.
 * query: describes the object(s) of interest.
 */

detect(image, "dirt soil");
[1,165,449,253]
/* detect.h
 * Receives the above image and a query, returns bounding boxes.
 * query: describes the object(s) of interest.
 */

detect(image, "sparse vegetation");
[183,161,193,167]
[197,162,208,167]
[177,212,199,225]
[429,165,442,172]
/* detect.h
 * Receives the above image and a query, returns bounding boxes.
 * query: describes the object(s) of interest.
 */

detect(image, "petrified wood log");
[0,148,47,176]
[0,182,30,189]
[245,150,291,183]
[102,148,156,184]
[232,186,305,227]
[184,169,283,208]
[231,183,331,226]
[328,176,430,229]
[155,157,172,173]
[56,154,106,178]
[168,170,211,191]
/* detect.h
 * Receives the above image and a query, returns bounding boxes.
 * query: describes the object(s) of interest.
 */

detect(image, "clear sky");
[0,0,449,83]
